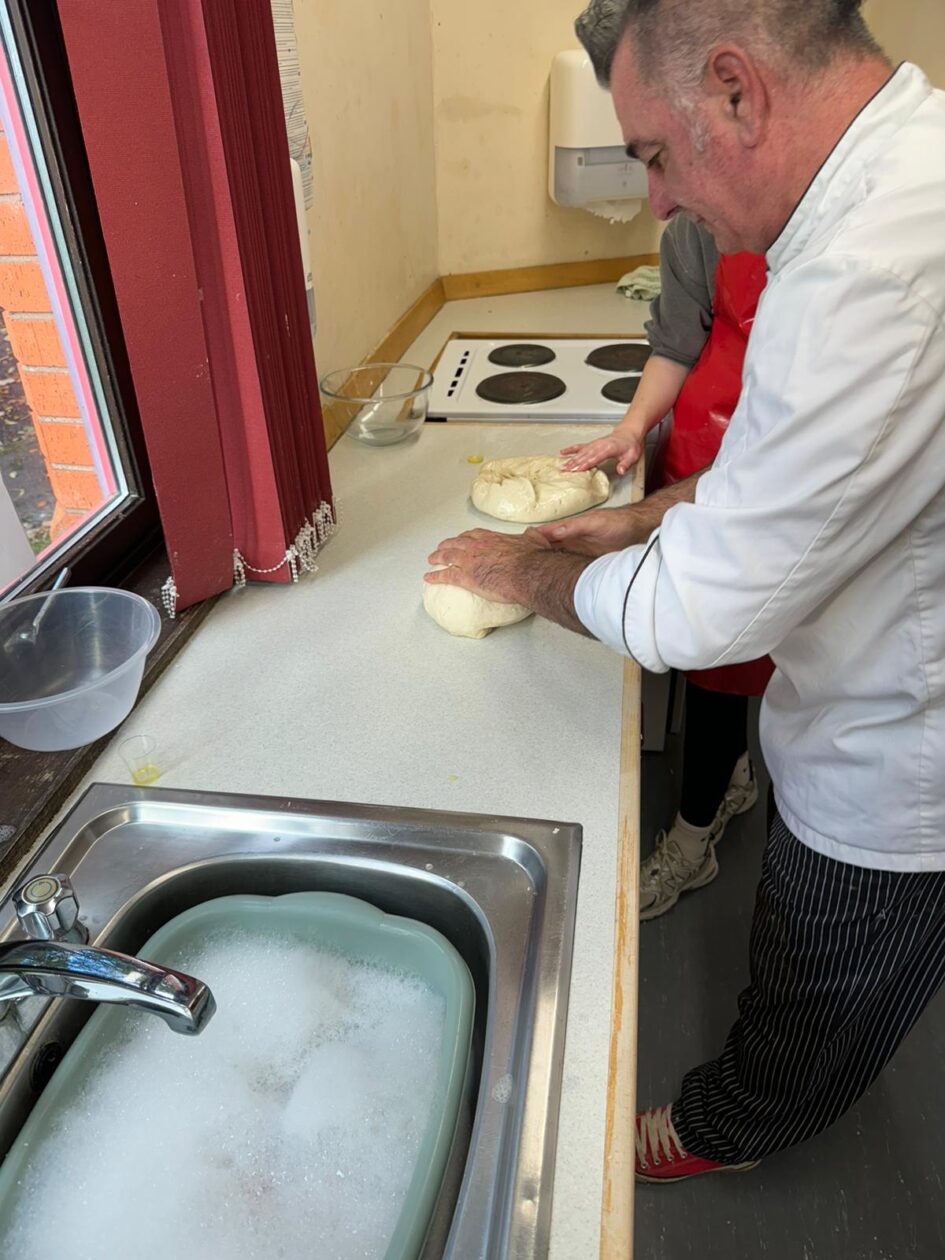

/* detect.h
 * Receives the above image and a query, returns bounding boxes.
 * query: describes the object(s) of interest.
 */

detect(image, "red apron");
[663,252,774,697]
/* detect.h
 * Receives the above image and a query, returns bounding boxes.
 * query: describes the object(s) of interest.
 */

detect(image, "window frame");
[1,0,330,869]
[1,0,162,600]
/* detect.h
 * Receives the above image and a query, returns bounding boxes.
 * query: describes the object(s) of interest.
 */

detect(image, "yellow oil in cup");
[120,735,162,786]
[131,762,161,786]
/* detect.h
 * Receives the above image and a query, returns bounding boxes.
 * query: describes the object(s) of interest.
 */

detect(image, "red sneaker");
[635,1104,760,1183]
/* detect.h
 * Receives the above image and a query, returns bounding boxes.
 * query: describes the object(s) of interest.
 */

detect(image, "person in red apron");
[562,224,770,919]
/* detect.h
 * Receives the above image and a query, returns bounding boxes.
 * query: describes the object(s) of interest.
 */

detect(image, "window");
[0,0,333,863]
[0,1,158,600]
[1,0,332,615]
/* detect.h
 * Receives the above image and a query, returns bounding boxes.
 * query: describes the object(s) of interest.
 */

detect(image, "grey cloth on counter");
[645,216,720,369]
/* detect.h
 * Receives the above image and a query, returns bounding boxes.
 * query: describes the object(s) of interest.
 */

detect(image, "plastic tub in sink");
[0,892,475,1260]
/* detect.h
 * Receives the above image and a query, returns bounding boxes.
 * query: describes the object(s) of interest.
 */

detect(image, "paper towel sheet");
[585,198,643,224]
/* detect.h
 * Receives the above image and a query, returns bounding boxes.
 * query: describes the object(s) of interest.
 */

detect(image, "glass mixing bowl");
[320,363,433,446]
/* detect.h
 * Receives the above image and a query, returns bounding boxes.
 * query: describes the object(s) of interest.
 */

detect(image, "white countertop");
[50,417,638,1258]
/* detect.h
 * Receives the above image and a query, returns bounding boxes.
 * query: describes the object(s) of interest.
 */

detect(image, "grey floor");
[634,698,945,1260]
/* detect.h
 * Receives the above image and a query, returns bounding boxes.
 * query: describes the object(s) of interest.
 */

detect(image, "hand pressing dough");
[471,455,611,524]
[423,582,532,640]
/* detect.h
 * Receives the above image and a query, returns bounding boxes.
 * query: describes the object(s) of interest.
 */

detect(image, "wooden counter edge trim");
[600,459,645,1259]
[442,254,659,302]
[321,277,447,449]
[599,656,642,1257]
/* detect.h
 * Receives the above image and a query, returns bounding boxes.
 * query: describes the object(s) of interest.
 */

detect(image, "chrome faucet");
[0,875,215,1035]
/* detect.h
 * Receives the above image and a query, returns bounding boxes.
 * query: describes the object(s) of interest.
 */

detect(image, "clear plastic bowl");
[320,362,433,446]
[0,588,162,752]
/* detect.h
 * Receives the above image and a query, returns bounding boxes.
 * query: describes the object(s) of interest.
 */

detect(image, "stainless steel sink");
[0,783,581,1260]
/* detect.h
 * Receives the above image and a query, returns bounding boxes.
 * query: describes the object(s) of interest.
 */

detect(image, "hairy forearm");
[507,550,596,638]
[538,466,708,556]
[634,468,704,530]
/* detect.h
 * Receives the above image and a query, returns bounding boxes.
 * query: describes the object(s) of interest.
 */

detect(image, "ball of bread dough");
[471,455,611,523]
[423,582,532,640]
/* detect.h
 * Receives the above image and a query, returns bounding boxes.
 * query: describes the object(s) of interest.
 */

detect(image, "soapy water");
[3,931,446,1260]
[491,1074,513,1105]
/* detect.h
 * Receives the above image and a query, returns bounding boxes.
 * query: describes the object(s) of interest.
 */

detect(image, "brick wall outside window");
[0,120,103,541]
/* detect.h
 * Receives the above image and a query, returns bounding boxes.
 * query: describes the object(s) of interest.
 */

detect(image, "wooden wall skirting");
[321,277,446,449]
[374,276,447,365]
[442,253,659,302]
[321,252,659,449]
[600,458,645,1260]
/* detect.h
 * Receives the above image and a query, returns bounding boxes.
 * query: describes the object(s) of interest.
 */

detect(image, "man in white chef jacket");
[427,0,945,1183]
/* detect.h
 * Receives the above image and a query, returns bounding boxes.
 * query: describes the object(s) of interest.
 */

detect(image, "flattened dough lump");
[423,583,532,640]
[472,455,611,524]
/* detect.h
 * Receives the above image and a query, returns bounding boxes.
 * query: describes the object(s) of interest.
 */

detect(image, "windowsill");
[0,551,217,885]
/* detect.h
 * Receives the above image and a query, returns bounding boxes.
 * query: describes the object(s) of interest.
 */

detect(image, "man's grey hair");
[576,0,882,93]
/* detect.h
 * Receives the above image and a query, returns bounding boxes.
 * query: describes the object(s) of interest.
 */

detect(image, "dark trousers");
[679,682,749,828]
[672,810,945,1164]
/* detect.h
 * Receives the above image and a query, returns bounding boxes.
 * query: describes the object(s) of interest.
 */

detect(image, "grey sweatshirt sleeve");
[644,217,720,368]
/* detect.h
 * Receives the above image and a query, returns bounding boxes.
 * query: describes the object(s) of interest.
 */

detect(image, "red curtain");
[57,0,334,613]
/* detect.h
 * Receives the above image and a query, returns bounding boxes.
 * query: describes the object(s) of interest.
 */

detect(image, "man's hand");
[536,470,707,557]
[425,528,553,604]
[425,528,594,638]
[534,506,651,557]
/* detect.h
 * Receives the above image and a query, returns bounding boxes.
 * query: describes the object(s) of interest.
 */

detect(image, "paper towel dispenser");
[549,49,648,209]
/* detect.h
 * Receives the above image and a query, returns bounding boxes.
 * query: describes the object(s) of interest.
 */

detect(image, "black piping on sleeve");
[621,533,661,660]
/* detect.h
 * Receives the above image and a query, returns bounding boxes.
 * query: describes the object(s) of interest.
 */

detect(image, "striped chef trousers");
[671,809,945,1165]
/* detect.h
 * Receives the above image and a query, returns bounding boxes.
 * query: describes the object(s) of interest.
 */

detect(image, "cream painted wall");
[865,0,945,88]
[429,1,662,276]
[294,0,439,378]
[292,1,942,377]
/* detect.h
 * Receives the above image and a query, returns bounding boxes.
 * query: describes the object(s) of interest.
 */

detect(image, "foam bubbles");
[3,930,446,1260]
[491,1073,514,1104]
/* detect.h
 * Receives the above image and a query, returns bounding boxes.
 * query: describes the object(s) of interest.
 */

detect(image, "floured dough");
[471,455,611,523]
[423,582,532,640]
